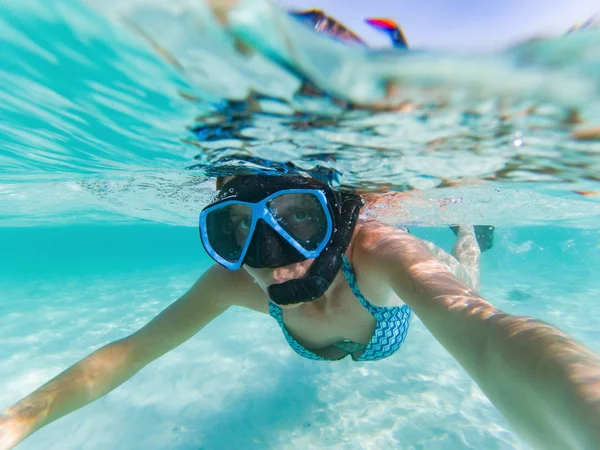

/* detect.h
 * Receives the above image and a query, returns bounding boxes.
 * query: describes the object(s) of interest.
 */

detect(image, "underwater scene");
[1,0,600,449]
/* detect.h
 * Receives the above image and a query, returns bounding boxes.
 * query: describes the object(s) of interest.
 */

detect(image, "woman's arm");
[0,265,236,449]
[358,223,600,450]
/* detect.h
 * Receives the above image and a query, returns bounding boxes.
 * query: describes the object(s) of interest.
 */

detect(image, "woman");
[1,174,599,449]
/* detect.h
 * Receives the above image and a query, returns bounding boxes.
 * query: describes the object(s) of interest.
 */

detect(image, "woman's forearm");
[397,263,600,449]
[3,338,143,446]
[482,314,600,449]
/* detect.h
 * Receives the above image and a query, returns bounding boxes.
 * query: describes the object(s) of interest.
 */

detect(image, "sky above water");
[277,0,599,52]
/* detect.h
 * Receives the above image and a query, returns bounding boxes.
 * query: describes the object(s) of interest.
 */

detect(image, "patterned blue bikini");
[269,256,412,362]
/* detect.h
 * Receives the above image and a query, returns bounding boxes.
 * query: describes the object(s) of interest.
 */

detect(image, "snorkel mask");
[199,175,363,305]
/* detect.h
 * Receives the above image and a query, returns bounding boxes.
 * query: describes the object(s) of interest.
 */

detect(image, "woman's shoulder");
[352,220,412,256]
[194,264,270,314]
[346,221,412,306]
[350,220,408,278]
[351,220,431,275]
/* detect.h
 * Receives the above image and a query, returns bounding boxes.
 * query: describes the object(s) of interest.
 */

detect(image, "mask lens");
[205,204,253,263]
[267,193,329,251]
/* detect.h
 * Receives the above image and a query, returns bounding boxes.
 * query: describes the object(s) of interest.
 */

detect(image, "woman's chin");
[276,302,304,309]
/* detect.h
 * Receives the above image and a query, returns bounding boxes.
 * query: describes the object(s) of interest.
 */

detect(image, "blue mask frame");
[199,189,333,270]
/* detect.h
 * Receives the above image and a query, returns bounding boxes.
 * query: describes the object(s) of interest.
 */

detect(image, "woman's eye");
[293,210,309,221]
[236,218,251,230]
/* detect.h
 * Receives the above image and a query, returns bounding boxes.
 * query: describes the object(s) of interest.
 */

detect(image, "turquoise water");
[2,226,599,449]
[1,0,600,449]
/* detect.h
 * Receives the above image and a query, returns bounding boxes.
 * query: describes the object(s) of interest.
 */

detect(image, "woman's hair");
[215,176,236,190]
[215,174,394,210]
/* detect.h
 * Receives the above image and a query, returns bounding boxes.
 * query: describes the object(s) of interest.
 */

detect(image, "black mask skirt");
[201,175,363,305]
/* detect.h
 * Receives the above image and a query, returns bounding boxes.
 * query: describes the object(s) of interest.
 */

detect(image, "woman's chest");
[280,286,378,350]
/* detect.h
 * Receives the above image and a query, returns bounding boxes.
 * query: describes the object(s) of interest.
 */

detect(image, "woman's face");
[216,174,320,306]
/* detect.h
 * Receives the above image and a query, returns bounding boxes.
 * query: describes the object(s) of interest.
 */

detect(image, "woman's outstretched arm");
[0,265,236,449]
[358,222,600,450]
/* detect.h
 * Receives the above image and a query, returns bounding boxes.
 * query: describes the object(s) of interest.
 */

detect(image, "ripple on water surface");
[1,0,599,229]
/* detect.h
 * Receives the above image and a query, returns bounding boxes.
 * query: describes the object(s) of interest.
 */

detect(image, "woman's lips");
[270,259,314,284]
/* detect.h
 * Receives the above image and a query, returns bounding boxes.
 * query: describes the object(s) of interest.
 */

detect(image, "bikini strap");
[341,255,379,316]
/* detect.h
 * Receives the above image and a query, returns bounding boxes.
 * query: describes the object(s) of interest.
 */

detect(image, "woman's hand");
[0,411,26,450]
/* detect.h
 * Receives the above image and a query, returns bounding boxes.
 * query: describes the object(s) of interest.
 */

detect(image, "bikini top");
[268,256,412,361]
